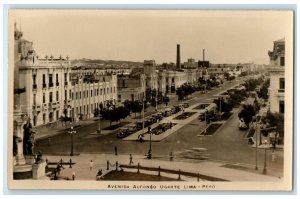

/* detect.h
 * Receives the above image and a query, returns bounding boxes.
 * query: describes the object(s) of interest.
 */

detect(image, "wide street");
[35,76,283,178]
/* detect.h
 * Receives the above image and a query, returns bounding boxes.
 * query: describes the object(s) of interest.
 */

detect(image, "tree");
[238,104,256,127]
[261,112,284,142]
[257,79,270,100]
[213,98,233,114]
[163,95,170,106]
[131,100,143,117]
[101,106,130,126]
[176,83,195,101]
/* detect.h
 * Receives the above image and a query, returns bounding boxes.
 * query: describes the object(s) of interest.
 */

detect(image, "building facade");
[117,74,146,104]
[268,38,285,114]
[15,27,117,127]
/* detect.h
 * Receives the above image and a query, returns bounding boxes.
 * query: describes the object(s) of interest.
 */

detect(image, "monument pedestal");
[32,161,47,179]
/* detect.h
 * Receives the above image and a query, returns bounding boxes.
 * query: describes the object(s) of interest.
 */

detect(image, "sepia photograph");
[7,9,294,191]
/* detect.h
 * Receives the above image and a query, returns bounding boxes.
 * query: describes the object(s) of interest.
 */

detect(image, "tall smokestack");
[176,44,181,69]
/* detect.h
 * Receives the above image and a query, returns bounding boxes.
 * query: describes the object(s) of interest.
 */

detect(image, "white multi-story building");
[15,25,117,127]
[268,38,285,114]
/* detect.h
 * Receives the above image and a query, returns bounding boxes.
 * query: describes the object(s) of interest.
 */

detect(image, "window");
[80,92,81,99]
[43,74,46,88]
[43,93,46,103]
[43,114,46,124]
[172,78,175,83]
[64,73,67,82]
[279,100,284,114]
[118,95,121,102]
[122,80,125,87]
[83,91,85,98]
[280,57,285,66]
[100,89,103,95]
[131,94,134,101]
[65,90,67,100]
[49,92,53,102]
[33,74,37,84]
[76,92,78,100]
[56,91,59,101]
[49,74,53,87]
[111,87,112,93]
[114,87,115,93]
[69,90,71,99]
[104,88,106,94]
[33,94,36,105]
[91,90,93,97]
[107,88,109,94]
[56,74,59,84]
[279,78,285,90]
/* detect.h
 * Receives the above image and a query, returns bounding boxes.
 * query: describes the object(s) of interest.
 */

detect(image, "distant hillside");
[71,59,143,66]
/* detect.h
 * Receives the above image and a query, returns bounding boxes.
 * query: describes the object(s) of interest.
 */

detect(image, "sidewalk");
[45,153,282,182]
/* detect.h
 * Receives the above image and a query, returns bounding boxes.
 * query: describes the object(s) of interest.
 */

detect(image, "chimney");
[176,44,181,69]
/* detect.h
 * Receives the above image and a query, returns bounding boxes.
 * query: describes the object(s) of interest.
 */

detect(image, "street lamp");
[68,126,76,156]
[262,139,269,175]
[147,126,152,159]
[97,112,101,133]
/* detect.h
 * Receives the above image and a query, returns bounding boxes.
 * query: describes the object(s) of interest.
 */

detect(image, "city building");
[15,27,117,127]
[207,64,230,78]
[117,74,146,104]
[268,38,285,114]
[143,60,159,91]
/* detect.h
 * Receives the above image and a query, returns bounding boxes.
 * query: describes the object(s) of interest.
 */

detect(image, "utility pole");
[255,116,259,170]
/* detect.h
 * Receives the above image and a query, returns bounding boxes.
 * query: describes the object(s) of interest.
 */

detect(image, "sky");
[11,10,293,64]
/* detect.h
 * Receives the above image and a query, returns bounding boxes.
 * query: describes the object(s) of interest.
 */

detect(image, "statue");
[23,118,35,155]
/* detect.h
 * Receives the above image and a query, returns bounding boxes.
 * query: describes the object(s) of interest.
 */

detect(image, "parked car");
[116,128,131,139]
[173,106,181,113]
[239,118,248,130]
[126,124,138,133]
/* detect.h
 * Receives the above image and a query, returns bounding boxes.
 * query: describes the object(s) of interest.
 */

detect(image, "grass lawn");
[102,170,179,181]
[202,123,222,136]
[173,112,196,120]
[193,104,210,110]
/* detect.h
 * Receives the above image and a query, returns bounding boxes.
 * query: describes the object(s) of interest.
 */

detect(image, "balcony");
[32,104,41,113]
[33,84,37,91]
[42,103,47,112]
[49,82,54,88]
[56,82,59,87]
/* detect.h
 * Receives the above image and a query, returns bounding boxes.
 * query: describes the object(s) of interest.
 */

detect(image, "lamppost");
[97,112,101,133]
[262,139,269,175]
[147,126,152,159]
[254,115,260,170]
[68,126,76,156]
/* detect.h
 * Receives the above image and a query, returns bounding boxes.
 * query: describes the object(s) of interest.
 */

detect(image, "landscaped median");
[123,102,217,142]
[197,122,224,136]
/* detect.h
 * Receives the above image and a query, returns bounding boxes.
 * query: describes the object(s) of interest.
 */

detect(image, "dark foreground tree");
[238,104,256,127]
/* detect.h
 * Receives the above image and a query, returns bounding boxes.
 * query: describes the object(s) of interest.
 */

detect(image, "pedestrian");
[56,163,61,175]
[48,137,51,146]
[170,152,174,161]
[89,160,93,171]
[129,154,134,165]
[114,146,118,156]
[72,172,75,180]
